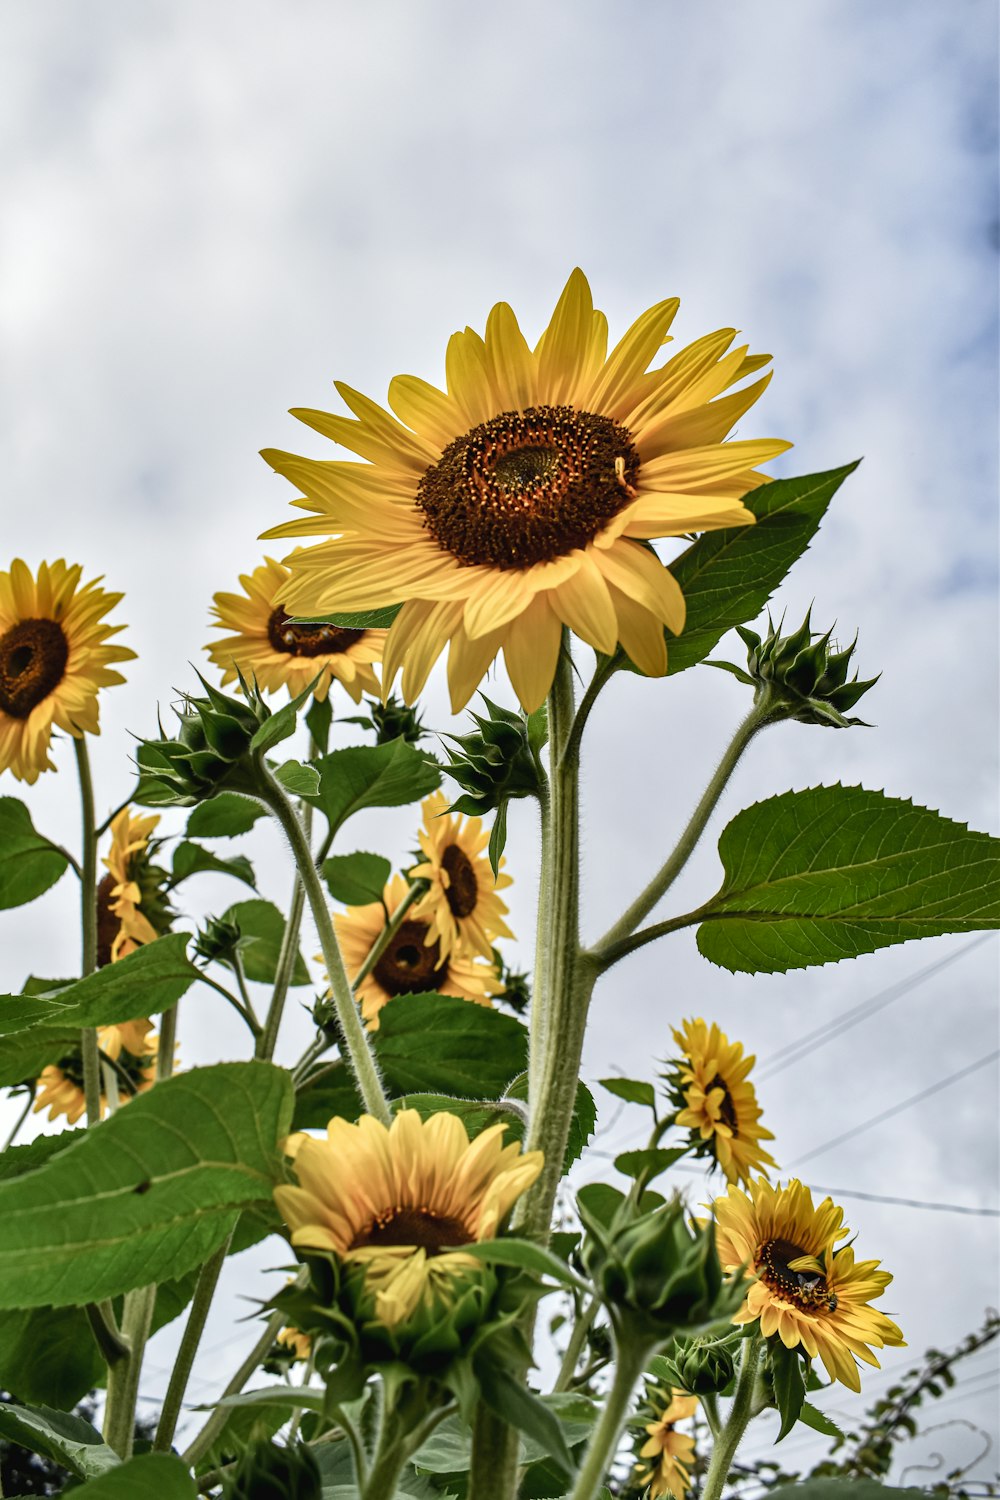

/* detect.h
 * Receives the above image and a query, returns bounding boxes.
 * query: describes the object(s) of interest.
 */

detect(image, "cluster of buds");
[444,697,545,816]
[659,1331,739,1395]
[716,610,878,728]
[193,913,244,969]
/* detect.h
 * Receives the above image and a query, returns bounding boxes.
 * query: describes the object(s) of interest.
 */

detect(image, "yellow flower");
[33,1020,157,1125]
[636,1388,698,1500]
[671,1019,777,1185]
[97,808,163,966]
[273,1109,543,1329]
[262,269,788,713]
[714,1178,905,1391]
[276,1326,312,1362]
[207,555,385,703]
[409,790,513,960]
[0,560,135,783]
[333,872,500,1030]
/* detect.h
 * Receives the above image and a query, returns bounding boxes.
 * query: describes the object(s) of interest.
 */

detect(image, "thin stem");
[333,1404,369,1490]
[38,837,82,878]
[231,952,260,1030]
[182,1308,286,1468]
[590,704,771,969]
[591,905,711,969]
[74,737,102,1126]
[701,1334,763,1500]
[196,971,261,1037]
[261,768,391,1126]
[2,1090,35,1152]
[157,1005,178,1083]
[85,1301,129,1364]
[560,654,617,768]
[567,1336,651,1500]
[553,1297,600,1392]
[258,865,306,1060]
[103,1283,157,1459]
[95,795,133,838]
[351,879,427,993]
[154,1227,235,1452]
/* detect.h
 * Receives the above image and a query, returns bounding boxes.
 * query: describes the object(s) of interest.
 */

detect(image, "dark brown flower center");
[441,843,478,919]
[416,404,640,569]
[707,1072,738,1132]
[351,1204,473,1253]
[95,873,120,969]
[0,618,69,719]
[372,919,445,996]
[267,607,364,658]
[758,1237,831,1311]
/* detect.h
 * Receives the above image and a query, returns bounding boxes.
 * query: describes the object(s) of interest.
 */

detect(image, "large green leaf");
[186,793,266,838]
[0,797,70,909]
[0,1305,105,1409]
[171,840,256,889]
[665,464,858,674]
[0,1062,291,1309]
[322,850,392,905]
[222,898,311,986]
[698,785,1000,973]
[0,933,198,1087]
[0,1400,117,1480]
[61,1453,197,1498]
[308,738,440,835]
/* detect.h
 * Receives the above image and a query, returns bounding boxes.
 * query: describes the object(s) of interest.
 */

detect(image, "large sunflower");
[207,555,386,704]
[0,560,134,783]
[635,1388,698,1500]
[96,808,172,966]
[274,1109,543,1328]
[409,790,513,960]
[33,1020,157,1125]
[714,1178,905,1391]
[669,1018,777,1186]
[262,269,789,712]
[333,872,500,1029]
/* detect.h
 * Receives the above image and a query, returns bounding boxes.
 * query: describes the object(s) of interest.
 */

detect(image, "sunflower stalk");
[103,1282,157,1459]
[567,1333,653,1500]
[73,736,102,1125]
[182,1306,287,1468]
[700,1332,764,1500]
[153,1226,235,1452]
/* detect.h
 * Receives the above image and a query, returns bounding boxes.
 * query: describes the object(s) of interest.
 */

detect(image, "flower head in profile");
[273,1110,543,1330]
[207,555,385,703]
[333,872,500,1030]
[409,790,514,960]
[0,560,135,783]
[666,1018,777,1186]
[713,1177,904,1390]
[96,808,173,966]
[33,1020,157,1125]
[635,1387,698,1500]
[262,270,789,711]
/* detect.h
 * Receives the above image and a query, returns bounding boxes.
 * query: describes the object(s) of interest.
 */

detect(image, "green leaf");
[309,738,441,835]
[488,800,509,877]
[0,1305,105,1409]
[772,1484,927,1500]
[186,793,266,838]
[322,851,392,905]
[412,1393,594,1477]
[598,1077,656,1109]
[377,993,527,1098]
[172,840,256,888]
[0,1400,118,1480]
[248,678,317,755]
[0,797,69,909]
[478,1367,575,1480]
[59,1453,197,1498]
[0,1061,291,1309]
[698,785,1000,973]
[0,933,198,1087]
[613,1146,688,1180]
[462,1238,590,1293]
[293,605,403,629]
[796,1400,846,1439]
[272,759,322,797]
[770,1341,807,1440]
[222,898,311,986]
[664,464,858,674]
[217,1386,328,1416]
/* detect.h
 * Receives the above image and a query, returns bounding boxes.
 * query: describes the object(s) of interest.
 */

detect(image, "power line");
[791,1049,1000,1166]
[805,1183,1000,1218]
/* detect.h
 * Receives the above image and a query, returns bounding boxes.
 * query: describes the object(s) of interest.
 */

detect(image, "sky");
[1,0,998,1482]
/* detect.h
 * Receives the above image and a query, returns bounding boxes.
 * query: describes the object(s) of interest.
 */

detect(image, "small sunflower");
[333,872,500,1030]
[273,1109,543,1329]
[96,808,173,966]
[668,1019,777,1186]
[409,790,514,960]
[33,1020,157,1125]
[276,1326,312,1362]
[635,1388,698,1500]
[262,268,789,712]
[0,559,134,783]
[714,1178,905,1391]
[207,555,385,703]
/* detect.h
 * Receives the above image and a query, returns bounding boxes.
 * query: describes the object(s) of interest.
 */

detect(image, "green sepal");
[488,799,509,876]
[769,1338,808,1440]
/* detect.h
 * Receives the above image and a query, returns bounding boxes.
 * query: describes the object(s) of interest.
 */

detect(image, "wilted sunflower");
[262,269,788,712]
[409,790,513,960]
[274,1110,542,1329]
[668,1019,777,1185]
[96,808,173,966]
[207,556,385,704]
[0,559,134,783]
[635,1388,698,1500]
[33,1020,157,1125]
[714,1178,904,1391]
[333,872,500,1029]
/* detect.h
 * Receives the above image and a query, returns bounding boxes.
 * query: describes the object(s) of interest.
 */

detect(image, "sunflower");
[0,560,135,783]
[273,1109,543,1329]
[207,555,385,704]
[635,1388,698,1500]
[713,1178,905,1391]
[668,1019,777,1186]
[261,269,789,713]
[409,790,513,960]
[33,1020,157,1125]
[333,872,500,1029]
[96,808,173,966]
[276,1326,312,1362]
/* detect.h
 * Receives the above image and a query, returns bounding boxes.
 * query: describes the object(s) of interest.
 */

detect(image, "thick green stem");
[103,1283,157,1459]
[567,1336,650,1500]
[261,769,391,1125]
[361,1443,409,1500]
[554,1298,600,1392]
[466,1406,521,1500]
[701,1334,763,1500]
[153,1227,235,1452]
[590,704,771,970]
[74,737,102,1125]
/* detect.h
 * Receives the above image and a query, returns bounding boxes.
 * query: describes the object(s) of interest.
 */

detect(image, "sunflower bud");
[349,692,427,746]
[223,1438,322,1500]
[443,696,544,816]
[716,610,878,728]
[193,914,244,968]
[661,1332,738,1395]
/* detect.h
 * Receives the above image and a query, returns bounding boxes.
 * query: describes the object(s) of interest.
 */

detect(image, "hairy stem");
[701,1334,763,1500]
[567,1336,650,1500]
[103,1283,157,1459]
[153,1227,235,1452]
[257,784,312,1061]
[553,1298,600,1392]
[74,737,102,1125]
